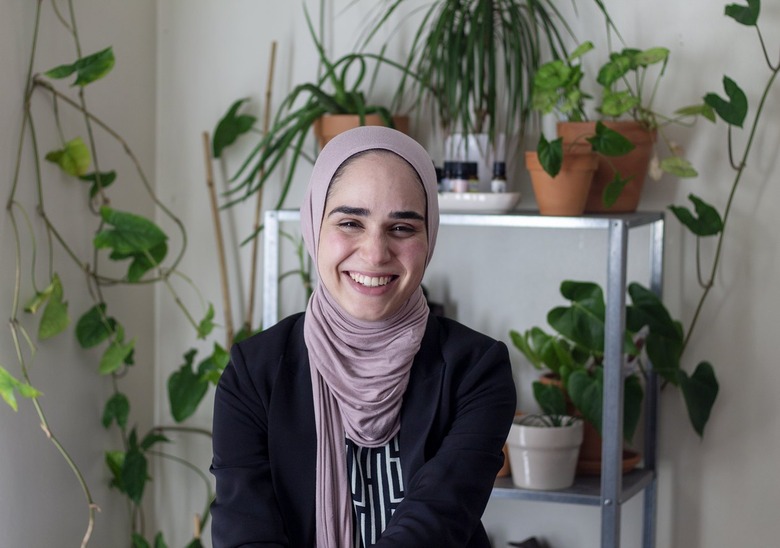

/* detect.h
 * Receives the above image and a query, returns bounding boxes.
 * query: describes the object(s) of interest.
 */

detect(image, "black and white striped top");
[346,435,405,547]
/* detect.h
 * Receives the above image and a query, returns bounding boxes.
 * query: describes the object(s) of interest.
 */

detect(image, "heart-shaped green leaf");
[587,122,635,157]
[704,76,748,127]
[76,303,117,348]
[79,170,117,198]
[537,135,563,177]
[213,98,257,158]
[669,194,724,236]
[725,0,759,26]
[679,361,719,437]
[168,349,209,422]
[99,339,135,375]
[45,137,91,177]
[38,274,69,340]
[102,392,130,429]
[661,156,698,178]
[533,380,568,416]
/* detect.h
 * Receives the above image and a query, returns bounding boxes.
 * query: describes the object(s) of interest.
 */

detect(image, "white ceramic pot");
[506,416,584,490]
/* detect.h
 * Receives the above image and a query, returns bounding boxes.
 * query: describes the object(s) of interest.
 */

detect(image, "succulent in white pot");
[506,414,584,490]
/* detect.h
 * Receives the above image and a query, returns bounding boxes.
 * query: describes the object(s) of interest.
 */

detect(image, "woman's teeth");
[349,272,392,287]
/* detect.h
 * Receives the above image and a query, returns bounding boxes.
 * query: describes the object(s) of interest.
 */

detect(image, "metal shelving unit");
[262,208,665,548]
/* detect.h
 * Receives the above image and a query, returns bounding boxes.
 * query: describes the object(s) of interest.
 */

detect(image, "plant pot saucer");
[576,449,641,476]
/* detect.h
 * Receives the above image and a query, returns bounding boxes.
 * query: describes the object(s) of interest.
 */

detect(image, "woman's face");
[317,152,428,322]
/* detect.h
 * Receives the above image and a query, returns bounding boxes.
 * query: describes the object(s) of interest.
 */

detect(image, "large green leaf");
[45,46,115,86]
[106,450,125,491]
[76,303,117,348]
[704,76,748,127]
[45,137,91,177]
[94,207,168,256]
[0,366,42,411]
[213,98,257,158]
[168,349,209,422]
[102,392,130,429]
[669,194,724,236]
[679,362,719,437]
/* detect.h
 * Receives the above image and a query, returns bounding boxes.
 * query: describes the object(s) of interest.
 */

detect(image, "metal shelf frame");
[262,208,665,548]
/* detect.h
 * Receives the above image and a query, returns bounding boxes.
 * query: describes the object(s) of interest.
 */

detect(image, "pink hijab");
[299,126,440,547]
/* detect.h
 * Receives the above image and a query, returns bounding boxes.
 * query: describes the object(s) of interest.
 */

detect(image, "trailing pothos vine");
[3,2,231,547]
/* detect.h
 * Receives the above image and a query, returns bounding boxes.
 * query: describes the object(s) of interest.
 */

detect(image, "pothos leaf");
[99,339,136,375]
[45,137,91,177]
[94,207,168,256]
[669,194,724,236]
[704,76,748,128]
[76,303,117,348]
[197,304,216,339]
[213,98,257,158]
[0,366,42,411]
[537,135,563,177]
[725,0,760,26]
[79,170,117,198]
[168,349,209,422]
[679,361,719,437]
[45,46,115,86]
[102,392,130,429]
[38,274,69,340]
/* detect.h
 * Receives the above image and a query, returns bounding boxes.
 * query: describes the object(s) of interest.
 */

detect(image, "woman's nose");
[360,230,392,264]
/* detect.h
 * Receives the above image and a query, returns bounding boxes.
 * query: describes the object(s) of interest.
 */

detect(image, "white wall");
[0,1,157,546]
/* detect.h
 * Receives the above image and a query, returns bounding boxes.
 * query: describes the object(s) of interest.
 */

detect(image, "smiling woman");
[210,126,517,548]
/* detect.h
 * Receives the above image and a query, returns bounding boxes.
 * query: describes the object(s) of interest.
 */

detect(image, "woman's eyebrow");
[390,210,425,221]
[327,206,424,222]
[327,205,369,217]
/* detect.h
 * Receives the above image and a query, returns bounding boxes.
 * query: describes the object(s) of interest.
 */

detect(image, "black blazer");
[211,312,516,547]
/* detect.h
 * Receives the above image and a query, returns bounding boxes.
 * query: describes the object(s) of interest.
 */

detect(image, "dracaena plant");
[217,5,404,211]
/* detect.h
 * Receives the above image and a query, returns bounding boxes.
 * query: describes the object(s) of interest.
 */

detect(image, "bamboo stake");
[202,131,234,345]
[246,40,278,331]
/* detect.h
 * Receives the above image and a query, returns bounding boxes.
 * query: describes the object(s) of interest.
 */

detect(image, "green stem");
[683,63,780,350]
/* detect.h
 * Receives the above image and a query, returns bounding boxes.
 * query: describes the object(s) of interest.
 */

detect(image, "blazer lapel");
[399,316,445,480]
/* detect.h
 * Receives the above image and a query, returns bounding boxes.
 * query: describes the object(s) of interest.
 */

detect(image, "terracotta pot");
[557,121,657,213]
[525,150,597,216]
[313,114,409,148]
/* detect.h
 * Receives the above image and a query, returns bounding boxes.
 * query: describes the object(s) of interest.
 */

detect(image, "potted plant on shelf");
[510,279,719,473]
[531,40,712,212]
[220,5,408,209]
[360,0,593,187]
[506,413,584,490]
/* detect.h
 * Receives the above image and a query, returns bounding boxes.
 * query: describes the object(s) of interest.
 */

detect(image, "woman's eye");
[337,220,361,229]
[390,224,417,235]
